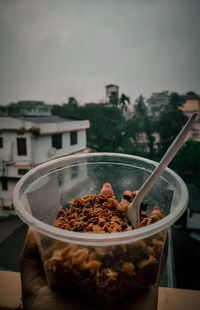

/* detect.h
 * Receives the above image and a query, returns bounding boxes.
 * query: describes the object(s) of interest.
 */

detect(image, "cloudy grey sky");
[0,0,199,105]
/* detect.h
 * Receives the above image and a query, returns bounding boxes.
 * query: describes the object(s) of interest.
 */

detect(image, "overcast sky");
[0,0,199,106]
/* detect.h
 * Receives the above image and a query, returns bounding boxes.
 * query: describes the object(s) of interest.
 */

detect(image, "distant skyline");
[0,0,200,106]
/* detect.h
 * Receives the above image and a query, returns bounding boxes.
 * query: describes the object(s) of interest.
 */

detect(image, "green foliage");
[143,116,156,159]
[54,103,125,152]
[119,93,130,111]
[52,97,79,118]
[134,95,147,122]
[123,119,141,143]
[51,104,64,116]
[68,97,78,106]
[156,103,188,156]
[82,104,125,152]
[170,139,200,186]
[0,103,20,116]
[166,92,184,110]
[127,96,156,159]
[186,91,199,99]
[157,91,186,153]
[51,91,200,187]
[2,92,199,188]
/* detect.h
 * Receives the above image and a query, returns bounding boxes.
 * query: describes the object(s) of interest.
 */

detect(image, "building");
[0,116,90,209]
[0,100,53,117]
[179,97,200,141]
[180,98,200,118]
[17,100,52,116]
[105,84,119,106]
[147,92,170,117]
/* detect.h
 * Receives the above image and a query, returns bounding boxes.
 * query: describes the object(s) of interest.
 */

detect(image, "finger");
[21,227,39,259]
[20,227,46,297]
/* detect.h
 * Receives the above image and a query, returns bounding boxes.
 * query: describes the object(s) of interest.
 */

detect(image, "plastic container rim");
[13,152,189,246]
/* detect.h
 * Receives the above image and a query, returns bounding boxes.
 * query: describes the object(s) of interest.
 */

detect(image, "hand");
[20,228,166,310]
[20,228,95,310]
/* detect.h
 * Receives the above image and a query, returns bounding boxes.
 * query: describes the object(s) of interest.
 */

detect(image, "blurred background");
[0,0,200,292]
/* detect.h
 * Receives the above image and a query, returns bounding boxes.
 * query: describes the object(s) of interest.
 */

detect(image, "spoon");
[127,112,198,228]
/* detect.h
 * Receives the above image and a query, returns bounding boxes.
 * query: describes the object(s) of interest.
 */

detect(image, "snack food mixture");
[44,183,165,305]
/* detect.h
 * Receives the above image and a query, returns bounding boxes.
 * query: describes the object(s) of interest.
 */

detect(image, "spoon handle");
[132,112,197,208]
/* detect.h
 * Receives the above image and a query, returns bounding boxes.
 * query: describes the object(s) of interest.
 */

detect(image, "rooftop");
[180,99,200,112]
[20,116,75,123]
[0,116,89,132]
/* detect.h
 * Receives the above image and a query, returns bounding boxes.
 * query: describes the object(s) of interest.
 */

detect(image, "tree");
[68,97,78,106]
[7,103,20,116]
[52,105,63,117]
[170,139,200,187]
[74,103,125,152]
[157,92,188,156]
[0,105,7,116]
[52,97,79,118]
[119,93,130,111]
[165,92,184,111]
[134,95,147,122]
[157,109,188,155]
[130,95,156,158]
[186,91,199,99]
[143,116,156,159]
[123,119,141,144]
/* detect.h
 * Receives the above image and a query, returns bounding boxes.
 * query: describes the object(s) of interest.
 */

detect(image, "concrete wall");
[0,132,32,164]
[0,178,17,208]
[32,129,87,164]
[0,118,89,208]
[39,119,89,134]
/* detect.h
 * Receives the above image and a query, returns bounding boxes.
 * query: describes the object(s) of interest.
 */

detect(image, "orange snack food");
[54,183,163,233]
[44,183,165,305]
[100,183,114,196]
[54,193,132,233]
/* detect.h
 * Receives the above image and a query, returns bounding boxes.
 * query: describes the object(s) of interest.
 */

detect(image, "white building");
[0,116,90,209]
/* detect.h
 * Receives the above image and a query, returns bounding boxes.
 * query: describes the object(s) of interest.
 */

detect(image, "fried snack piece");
[44,234,164,305]
[54,193,132,233]
[45,185,165,305]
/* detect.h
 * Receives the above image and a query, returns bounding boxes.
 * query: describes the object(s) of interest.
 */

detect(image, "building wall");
[0,117,90,209]
[32,129,87,164]
[180,99,199,112]
[0,131,32,164]
[39,120,89,134]
[105,85,119,99]
[147,92,170,117]
[179,99,200,141]
[7,164,30,178]
[0,178,17,208]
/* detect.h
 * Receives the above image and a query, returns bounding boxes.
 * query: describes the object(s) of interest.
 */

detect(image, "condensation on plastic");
[13,153,188,246]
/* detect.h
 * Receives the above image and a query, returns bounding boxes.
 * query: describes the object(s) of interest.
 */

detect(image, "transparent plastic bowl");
[13,153,188,305]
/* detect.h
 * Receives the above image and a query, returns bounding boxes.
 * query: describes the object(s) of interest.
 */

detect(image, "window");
[0,137,3,148]
[52,133,62,149]
[70,131,78,145]
[1,178,8,191]
[18,169,29,175]
[17,137,27,155]
[192,134,200,139]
